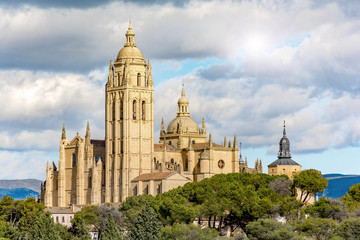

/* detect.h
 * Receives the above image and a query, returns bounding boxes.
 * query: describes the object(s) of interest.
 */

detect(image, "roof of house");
[45,207,74,214]
[131,171,176,182]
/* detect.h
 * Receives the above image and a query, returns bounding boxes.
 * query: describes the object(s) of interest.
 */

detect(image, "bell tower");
[105,21,154,202]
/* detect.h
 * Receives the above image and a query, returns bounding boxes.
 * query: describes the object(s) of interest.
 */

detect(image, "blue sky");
[1,0,360,179]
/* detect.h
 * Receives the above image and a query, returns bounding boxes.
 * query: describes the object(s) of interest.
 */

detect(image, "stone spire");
[160,118,165,136]
[245,157,248,167]
[209,132,213,147]
[125,20,136,47]
[147,59,153,87]
[224,137,227,147]
[278,120,291,158]
[108,60,113,86]
[85,121,91,144]
[233,134,237,149]
[228,141,231,148]
[201,117,206,134]
[61,123,66,140]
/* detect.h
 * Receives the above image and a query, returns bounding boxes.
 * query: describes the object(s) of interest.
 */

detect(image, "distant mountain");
[0,188,40,200]
[0,179,42,193]
[317,174,360,199]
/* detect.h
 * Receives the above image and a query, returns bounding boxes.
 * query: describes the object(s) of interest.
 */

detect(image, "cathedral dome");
[167,116,200,134]
[178,96,189,104]
[117,46,144,61]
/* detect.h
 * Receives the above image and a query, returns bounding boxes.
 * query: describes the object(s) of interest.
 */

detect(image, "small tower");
[268,121,301,179]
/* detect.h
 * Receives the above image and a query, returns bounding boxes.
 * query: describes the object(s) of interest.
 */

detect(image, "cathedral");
[40,23,262,207]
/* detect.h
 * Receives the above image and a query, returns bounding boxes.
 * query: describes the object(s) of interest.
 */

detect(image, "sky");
[1,0,360,180]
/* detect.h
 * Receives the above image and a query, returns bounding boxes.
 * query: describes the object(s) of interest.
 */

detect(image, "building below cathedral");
[40,22,262,207]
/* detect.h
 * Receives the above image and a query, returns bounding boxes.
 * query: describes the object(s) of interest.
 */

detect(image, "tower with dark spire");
[268,121,301,179]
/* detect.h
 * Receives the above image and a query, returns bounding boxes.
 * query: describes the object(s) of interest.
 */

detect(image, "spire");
[108,59,113,86]
[161,118,165,131]
[177,84,190,117]
[201,117,206,134]
[125,20,136,47]
[278,121,292,158]
[85,121,91,144]
[283,120,286,137]
[228,141,231,148]
[224,137,227,147]
[233,134,237,149]
[61,123,66,140]
[147,59,153,87]
[245,157,248,167]
[209,132,213,147]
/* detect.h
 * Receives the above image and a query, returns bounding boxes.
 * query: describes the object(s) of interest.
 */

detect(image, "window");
[133,186,138,196]
[182,106,184,112]
[154,157,156,163]
[112,102,115,121]
[169,141,172,145]
[192,140,195,144]
[185,159,188,171]
[142,101,146,120]
[120,101,123,120]
[95,155,100,163]
[137,73,141,86]
[56,216,59,223]
[72,154,76,167]
[89,177,92,188]
[157,183,162,194]
[171,158,174,164]
[185,106,187,112]
[62,216,65,223]
[133,100,136,120]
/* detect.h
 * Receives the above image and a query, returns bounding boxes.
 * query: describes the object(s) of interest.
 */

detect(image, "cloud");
[0,150,50,180]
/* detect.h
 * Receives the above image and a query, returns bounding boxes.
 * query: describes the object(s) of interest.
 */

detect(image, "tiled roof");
[154,143,176,151]
[268,158,300,166]
[45,207,74,214]
[132,171,176,182]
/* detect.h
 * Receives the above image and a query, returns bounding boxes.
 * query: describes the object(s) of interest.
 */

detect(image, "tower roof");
[268,121,300,167]
[116,21,144,61]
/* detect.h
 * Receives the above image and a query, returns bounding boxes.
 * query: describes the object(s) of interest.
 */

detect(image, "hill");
[0,188,40,200]
[317,174,360,199]
[0,179,42,193]
[0,179,42,200]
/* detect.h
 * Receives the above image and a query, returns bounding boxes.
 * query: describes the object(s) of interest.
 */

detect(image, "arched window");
[182,106,184,112]
[142,101,146,120]
[137,73,141,86]
[169,141,172,145]
[192,140,195,144]
[133,100,137,120]
[72,154,76,167]
[95,156,100,163]
[171,158,174,164]
[120,100,123,120]
[112,102,115,121]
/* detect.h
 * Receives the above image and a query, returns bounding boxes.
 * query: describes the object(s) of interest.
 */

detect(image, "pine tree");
[30,212,61,240]
[128,202,162,240]
[102,213,122,240]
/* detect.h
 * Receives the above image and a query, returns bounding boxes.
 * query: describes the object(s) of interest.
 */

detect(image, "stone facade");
[41,23,261,207]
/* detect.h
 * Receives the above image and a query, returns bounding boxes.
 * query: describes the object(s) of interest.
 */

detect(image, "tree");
[98,204,122,238]
[293,169,328,219]
[332,218,360,239]
[268,177,292,197]
[160,223,218,240]
[70,217,92,240]
[102,213,122,240]
[293,218,336,240]
[341,183,360,212]
[128,202,162,240]
[245,219,301,240]
[305,197,347,221]
[29,212,61,240]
